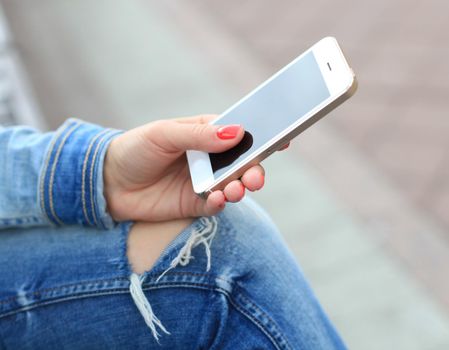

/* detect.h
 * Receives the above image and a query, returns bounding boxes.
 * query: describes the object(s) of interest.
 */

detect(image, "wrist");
[103,138,124,221]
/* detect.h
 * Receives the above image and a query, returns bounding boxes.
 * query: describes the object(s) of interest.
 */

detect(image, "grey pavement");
[1,0,449,349]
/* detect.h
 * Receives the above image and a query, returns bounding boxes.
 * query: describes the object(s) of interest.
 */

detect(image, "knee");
[127,218,193,274]
[211,197,296,278]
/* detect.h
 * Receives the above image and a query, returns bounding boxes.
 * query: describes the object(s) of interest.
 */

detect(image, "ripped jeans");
[0,197,346,349]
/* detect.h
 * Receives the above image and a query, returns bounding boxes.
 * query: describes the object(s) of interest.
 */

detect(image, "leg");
[0,197,345,349]
[127,218,193,274]
[125,196,346,349]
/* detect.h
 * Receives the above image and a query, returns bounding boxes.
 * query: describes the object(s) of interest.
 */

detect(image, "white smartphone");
[187,37,357,197]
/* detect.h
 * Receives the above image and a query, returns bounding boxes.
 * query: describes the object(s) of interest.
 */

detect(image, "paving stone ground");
[1,1,448,348]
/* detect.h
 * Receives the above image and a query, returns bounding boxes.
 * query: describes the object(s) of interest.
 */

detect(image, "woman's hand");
[103,115,266,222]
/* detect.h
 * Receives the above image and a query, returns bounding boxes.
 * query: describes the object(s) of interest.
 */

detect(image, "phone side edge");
[201,74,357,197]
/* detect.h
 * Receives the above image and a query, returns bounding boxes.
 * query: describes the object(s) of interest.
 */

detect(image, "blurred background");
[1,0,448,348]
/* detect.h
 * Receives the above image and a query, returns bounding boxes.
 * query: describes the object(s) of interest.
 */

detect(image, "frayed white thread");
[156,216,218,283]
[129,216,218,341]
[129,273,170,342]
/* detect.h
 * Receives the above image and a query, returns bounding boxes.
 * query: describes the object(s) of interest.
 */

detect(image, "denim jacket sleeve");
[0,118,122,230]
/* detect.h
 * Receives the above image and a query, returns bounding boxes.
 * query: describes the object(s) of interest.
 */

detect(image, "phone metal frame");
[187,37,357,197]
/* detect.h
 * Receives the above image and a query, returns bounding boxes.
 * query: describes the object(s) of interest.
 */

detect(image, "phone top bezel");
[187,36,355,195]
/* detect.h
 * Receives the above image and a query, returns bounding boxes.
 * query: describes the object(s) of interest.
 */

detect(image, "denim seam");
[226,296,287,350]
[0,223,130,309]
[47,122,82,225]
[38,120,74,223]
[0,271,224,305]
[0,283,227,320]
[231,288,293,350]
[88,129,114,227]
[0,273,221,311]
[0,290,132,320]
[143,275,291,349]
[145,280,292,350]
[81,129,110,226]
[0,278,220,319]
[145,273,291,350]
[1,274,290,349]
[0,277,130,306]
[143,270,230,284]
[0,281,209,309]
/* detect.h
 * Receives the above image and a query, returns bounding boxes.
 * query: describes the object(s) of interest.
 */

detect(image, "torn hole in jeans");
[129,216,218,342]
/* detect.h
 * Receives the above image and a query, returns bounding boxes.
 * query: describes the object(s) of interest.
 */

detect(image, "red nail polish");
[217,125,241,140]
[279,143,289,151]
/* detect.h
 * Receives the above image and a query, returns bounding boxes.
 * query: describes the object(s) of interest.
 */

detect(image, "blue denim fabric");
[0,121,346,349]
[0,119,120,229]
[0,198,345,349]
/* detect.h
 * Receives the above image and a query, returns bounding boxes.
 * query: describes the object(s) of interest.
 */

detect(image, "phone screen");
[210,51,330,178]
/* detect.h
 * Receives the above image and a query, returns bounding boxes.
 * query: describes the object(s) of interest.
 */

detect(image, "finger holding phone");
[103,115,268,222]
[188,37,356,196]
[104,37,356,222]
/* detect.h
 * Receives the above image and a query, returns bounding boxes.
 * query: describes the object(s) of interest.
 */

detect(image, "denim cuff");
[39,119,122,228]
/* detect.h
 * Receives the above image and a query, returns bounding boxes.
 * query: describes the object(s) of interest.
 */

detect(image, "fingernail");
[279,143,289,151]
[217,125,241,140]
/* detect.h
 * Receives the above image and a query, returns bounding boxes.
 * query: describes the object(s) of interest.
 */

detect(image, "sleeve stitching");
[81,129,110,226]
[39,121,76,224]
[47,122,82,225]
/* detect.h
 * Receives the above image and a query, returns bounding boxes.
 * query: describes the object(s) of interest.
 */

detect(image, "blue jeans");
[0,196,345,349]
[0,120,345,348]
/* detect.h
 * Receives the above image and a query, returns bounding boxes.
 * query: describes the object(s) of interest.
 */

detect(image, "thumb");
[151,119,245,153]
